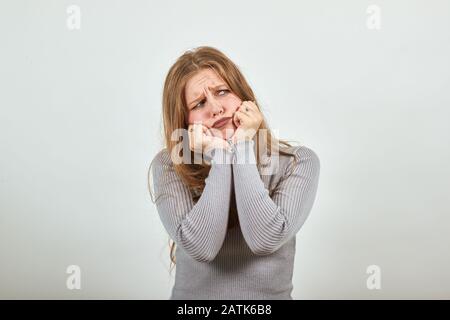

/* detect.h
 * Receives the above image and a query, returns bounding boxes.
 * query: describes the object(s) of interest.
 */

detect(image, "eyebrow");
[188,84,227,108]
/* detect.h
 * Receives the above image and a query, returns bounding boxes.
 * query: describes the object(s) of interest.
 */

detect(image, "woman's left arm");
[232,139,320,255]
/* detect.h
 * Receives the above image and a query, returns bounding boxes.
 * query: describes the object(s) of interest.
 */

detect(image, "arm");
[232,139,320,255]
[151,147,233,262]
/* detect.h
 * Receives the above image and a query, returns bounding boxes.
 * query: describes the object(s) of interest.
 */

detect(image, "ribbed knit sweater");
[151,139,320,300]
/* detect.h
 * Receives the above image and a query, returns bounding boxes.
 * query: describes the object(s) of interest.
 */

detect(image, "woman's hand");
[188,123,230,155]
[231,101,263,144]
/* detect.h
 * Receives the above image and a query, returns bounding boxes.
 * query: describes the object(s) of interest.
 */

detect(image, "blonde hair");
[148,46,300,275]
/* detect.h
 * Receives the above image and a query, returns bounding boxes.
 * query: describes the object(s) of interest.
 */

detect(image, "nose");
[210,101,223,116]
[206,91,224,116]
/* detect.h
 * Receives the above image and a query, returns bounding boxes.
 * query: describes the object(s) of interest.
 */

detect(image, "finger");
[235,110,250,122]
[238,104,251,115]
[195,124,204,139]
[233,110,242,126]
[208,126,222,137]
[201,124,209,133]
[188,126,196,150]
[189,123,201,135]
[232,111,240,127]
[202,124,218,138]
[190,124,202,145]
[248,100,258,109]
[241,101,254,113]
[188,124,196,138]
[234,112,248,128]
[196,126,206,151]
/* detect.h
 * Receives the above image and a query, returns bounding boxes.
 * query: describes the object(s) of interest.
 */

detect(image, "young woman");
[148,46,320,300]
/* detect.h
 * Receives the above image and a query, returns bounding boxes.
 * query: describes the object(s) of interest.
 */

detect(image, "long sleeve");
[151,147,233,262]
[232,139,320,255]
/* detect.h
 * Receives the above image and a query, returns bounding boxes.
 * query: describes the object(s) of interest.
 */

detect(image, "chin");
[211,124,236,140]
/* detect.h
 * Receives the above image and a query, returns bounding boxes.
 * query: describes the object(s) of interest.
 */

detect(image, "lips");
[212,117,231,128]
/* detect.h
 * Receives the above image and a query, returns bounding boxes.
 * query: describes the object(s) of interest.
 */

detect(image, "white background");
[1,0,449,299]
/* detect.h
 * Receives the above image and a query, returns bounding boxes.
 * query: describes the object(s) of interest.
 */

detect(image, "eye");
[217,89,229,96]
[192,90,229,110]
[193,99,206,110]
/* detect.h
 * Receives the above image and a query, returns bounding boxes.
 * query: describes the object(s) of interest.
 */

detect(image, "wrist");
[205,140,228,154]
[204,140,233,163]
[233,139,256,164]
[205,145,233,165]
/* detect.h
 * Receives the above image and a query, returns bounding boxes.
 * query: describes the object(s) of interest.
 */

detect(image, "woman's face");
[185,68,242,140]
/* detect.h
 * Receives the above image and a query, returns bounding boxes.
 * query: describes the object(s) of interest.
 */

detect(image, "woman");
[148,46,320,300]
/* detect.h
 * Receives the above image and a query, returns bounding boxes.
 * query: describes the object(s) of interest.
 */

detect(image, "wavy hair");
[148,46,300,275]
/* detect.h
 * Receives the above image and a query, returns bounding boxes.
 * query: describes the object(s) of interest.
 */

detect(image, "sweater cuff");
[233,139,257,165]
[204,147,234,165]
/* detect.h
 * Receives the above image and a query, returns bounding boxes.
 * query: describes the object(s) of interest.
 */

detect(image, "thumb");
[233,111,241,127]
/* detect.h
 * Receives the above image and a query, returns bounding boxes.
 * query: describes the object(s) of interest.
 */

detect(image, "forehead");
[185,69,224,99]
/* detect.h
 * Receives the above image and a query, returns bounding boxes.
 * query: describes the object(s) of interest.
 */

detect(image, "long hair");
[148,46,300,275]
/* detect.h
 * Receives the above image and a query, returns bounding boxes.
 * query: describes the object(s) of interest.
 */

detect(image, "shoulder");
[294,145,320,163]
[282,144,319,162]
[150,148,176,181]
[151,148,173,167]
[283,145,320,175]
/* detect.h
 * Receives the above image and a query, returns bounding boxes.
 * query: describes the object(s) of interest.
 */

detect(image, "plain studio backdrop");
[1,0,449,299]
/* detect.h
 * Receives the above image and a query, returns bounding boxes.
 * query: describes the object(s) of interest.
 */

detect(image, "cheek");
[187,112,206,125]
[224,95,242,112]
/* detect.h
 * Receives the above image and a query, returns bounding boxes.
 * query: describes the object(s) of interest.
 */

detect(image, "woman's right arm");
[151,147,233,262]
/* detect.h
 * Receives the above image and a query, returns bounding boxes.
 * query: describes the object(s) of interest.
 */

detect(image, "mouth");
[212,117,232,128]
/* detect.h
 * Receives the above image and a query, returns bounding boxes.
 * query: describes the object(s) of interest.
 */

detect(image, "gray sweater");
[151,139,320,299]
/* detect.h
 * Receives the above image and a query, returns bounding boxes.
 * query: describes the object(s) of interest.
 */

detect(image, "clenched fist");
[230,101,263,144]
[188,123,230,156]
